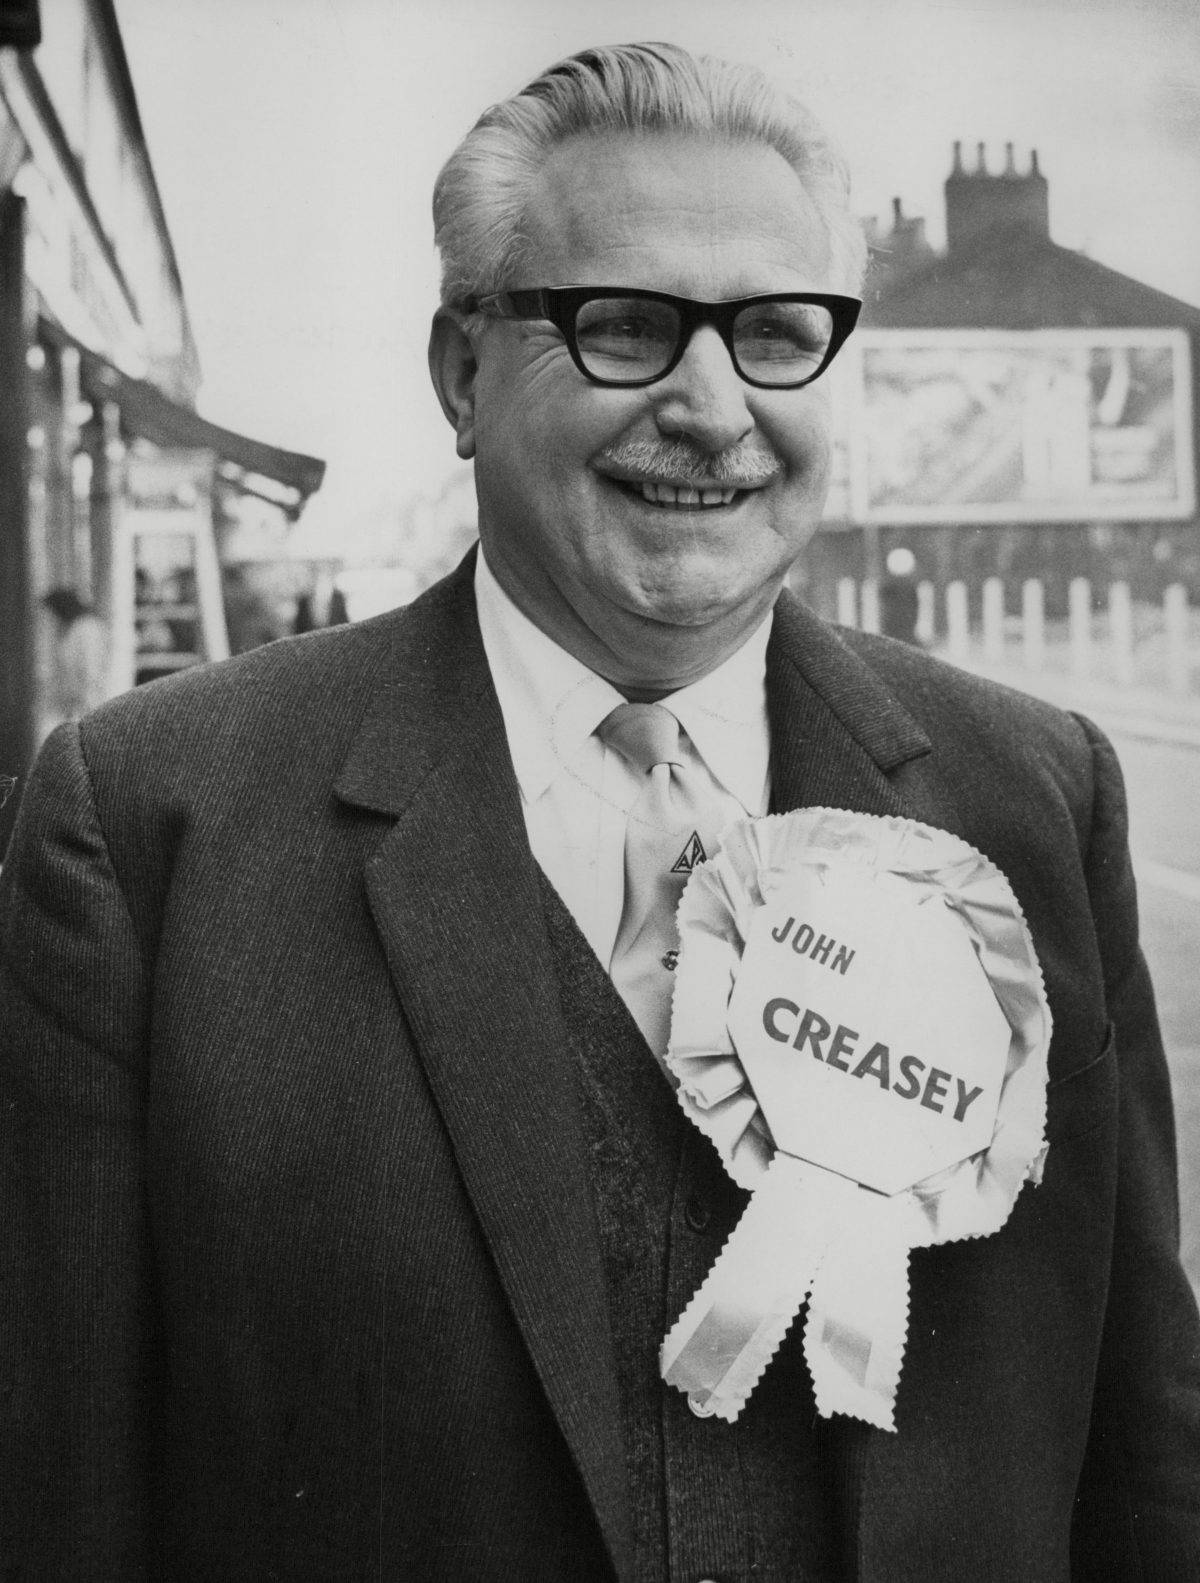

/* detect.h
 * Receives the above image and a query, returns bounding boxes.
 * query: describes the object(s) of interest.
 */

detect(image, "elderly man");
[2,41,1198,1583]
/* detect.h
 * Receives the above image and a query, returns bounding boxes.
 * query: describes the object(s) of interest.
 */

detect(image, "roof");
[863,227,1200,334]
[89,0,196,382]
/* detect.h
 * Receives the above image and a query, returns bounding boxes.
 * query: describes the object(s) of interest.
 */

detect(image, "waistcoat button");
[688,1393,717,1417]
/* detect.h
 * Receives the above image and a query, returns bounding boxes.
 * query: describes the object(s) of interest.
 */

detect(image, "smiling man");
[2,41,1199,1583]
[431,128,848,695]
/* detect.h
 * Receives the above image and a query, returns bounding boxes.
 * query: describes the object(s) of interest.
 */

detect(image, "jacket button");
[684,1195,711,1232]
[688,1393,716,1417]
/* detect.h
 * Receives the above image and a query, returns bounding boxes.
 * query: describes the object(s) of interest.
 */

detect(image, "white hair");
[432,42,867,318]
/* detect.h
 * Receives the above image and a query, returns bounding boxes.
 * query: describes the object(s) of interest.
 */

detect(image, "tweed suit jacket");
[2,550,1199,1582]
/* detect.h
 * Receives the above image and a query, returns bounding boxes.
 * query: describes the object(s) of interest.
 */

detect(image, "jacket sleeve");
[1071,715,1200,1580]
[0,723,157,1582]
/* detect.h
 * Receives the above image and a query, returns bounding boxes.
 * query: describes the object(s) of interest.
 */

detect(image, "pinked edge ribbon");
[659,808,1053,1431]
[660,1153,915,1428]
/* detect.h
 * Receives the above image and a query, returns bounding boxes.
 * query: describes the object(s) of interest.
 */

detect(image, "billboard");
[847,328,1196,524]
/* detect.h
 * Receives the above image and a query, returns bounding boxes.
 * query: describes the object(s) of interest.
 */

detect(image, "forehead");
[518,131,833,298]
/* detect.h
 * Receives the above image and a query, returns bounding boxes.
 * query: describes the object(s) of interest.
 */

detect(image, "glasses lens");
[732,301,835,386]
[573,296,680,382]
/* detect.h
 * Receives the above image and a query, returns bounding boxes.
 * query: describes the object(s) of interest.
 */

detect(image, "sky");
[113,0,1200,552]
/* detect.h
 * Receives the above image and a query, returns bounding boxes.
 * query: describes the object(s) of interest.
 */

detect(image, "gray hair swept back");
[432,42,867,317]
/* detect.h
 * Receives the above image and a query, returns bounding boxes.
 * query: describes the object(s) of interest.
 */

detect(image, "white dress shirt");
[475,548,772,968]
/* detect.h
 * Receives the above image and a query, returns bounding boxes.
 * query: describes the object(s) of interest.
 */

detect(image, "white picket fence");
[837,576,1199,696]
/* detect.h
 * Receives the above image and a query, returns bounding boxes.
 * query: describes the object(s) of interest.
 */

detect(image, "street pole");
[0,190,34,856]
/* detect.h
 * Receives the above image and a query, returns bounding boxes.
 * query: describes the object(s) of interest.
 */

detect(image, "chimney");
[865,195,932,270]
[944,142,1049,251]
[888,196,929,259]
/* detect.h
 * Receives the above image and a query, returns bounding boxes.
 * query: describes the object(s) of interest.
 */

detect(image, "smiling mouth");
[611,478,745,509]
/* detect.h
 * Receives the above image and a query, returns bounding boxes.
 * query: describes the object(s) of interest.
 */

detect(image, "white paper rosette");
[659,808,1052,1430]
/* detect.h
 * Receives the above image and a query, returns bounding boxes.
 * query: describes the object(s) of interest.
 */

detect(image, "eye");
[575,298,678,364]
[735,303,832,366]
[588,314,659,342]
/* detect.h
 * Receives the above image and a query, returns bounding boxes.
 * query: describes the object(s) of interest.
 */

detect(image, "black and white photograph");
[1,1,1198,1577]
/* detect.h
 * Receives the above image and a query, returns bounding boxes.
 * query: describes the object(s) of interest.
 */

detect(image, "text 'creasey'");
[760,997,985,1123]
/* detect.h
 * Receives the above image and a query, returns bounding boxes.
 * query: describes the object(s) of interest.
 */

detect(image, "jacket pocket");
[1043,1022,1116,1143]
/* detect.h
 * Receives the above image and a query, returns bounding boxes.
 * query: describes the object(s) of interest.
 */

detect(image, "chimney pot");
[945,139,1050,250]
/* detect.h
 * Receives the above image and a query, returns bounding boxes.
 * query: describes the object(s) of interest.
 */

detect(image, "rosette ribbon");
[660,809,1052,1431]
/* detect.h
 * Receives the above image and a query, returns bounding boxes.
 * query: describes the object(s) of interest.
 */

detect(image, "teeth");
[635,481,740,507]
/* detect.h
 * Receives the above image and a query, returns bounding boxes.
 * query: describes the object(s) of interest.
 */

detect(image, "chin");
[625,578,750,631]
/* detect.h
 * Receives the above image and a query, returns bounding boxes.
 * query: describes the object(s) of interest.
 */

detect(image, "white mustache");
[598,436,781,488]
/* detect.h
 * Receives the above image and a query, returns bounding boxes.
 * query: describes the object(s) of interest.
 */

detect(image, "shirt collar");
[474,547,772,813]
[475,549,622,804]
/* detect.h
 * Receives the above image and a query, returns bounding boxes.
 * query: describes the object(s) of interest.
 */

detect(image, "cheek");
[761,389,831,466]
[796,429,832,489]
[774,439,831,517]
[475,378,581,482]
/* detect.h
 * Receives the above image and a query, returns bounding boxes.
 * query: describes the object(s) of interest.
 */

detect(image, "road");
[1113,733,1200,1295]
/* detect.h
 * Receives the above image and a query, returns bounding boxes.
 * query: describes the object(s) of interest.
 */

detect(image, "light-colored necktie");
[597,702,725,1058]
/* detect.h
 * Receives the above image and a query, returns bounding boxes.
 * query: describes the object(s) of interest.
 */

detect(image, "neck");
[478,541,780,699]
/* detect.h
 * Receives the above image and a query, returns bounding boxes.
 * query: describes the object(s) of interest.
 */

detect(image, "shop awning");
[39,316,326,507]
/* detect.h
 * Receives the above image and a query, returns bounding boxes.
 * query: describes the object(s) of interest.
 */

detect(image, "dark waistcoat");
[540,872,849,1583]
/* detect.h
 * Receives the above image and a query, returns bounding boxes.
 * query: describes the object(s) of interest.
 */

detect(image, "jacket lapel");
[766,592,931,818]
[335,560,633,1579]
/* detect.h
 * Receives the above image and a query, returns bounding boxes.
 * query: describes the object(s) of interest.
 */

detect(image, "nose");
[650,324,754,453]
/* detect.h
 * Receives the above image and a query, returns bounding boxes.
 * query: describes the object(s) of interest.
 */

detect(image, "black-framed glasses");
[468,286,861,389]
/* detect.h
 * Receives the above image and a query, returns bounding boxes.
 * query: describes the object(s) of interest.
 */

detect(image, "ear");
[428,310,479,461]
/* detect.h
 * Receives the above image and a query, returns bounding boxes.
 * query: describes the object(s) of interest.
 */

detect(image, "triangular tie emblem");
[671,831,707,874]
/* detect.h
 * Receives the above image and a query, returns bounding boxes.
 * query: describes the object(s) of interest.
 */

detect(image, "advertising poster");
[849,328,1196,523]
